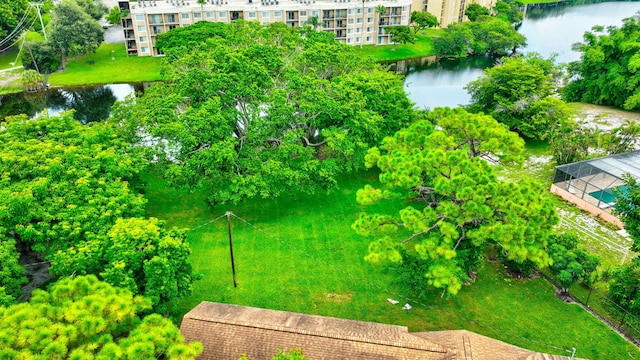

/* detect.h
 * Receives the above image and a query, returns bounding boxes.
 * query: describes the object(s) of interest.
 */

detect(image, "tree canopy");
[464,4,489,22]
[433,16,526,58]
[466,53,571,140]
[563,17,640,111]
[409,11,438,34]
[0,0,30,41]
[114,21,414,204]
[353,108,556,296]
[0,275,202,359]
[49,0,103,68]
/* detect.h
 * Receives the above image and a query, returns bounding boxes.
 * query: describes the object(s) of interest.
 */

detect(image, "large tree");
[563,17,640,111]
[353,108,556,296]
[464,4,489,22]
[113,21,414,204]
[434,16,526,58]
[409,11,438,34]
[0,275,202,358]
[49,0,103,69]
[466,53,571,140]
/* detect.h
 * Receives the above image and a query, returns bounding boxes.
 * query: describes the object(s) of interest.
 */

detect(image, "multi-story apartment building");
[411,0,495,27]
[118,0,413,56]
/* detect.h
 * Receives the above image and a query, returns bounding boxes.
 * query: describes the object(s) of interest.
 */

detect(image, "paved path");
[0,66,23,73]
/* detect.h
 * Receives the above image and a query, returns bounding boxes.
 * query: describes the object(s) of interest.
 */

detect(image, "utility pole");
[360,0,365,48]
[226,211,238,288]
[30,3,47,40]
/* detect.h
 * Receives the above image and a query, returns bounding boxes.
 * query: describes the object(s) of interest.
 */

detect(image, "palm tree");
[375,5,387,45]
[197,0,206,19]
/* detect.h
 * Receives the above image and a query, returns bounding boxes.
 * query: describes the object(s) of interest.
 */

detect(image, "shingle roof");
[180,302,581,360]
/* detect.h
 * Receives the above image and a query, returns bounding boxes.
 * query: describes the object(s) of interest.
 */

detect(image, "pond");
[404,1,640,109]
[0,83,145,123]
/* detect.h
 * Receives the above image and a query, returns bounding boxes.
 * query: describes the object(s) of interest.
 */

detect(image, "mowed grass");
[48,43,163,86]
[142,169,640,360]
[354,30,442,62]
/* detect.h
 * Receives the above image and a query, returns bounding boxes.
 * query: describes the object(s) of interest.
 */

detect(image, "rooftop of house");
[180,301,581,360]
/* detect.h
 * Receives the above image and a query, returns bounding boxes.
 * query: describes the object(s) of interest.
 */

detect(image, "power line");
[208,212,574,355]
[0,10,34,48]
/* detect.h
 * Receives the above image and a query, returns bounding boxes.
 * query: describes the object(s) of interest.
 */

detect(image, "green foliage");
[386,26,415,49]
[465,4,490,22]
[353,108,556,296]
[115,21,414,204]
[434,16,526,58]
[49,0,104,68]
[409,11,438,34]
[0,111,146,257]
[21,40,61,74]
[0,275,202,359]
[466,53,570,140]
[608,264,640,316]
[0,0,30,40]
[0,235,26,304]
[548,233,600,294]
[73,0,108,21]
[549,119,640,165]
[614,175,640,249]
[494,0,523,24]
[20,69,43,91]
[564,17,640,111]
[106,6,128,26]
[51,218,199,314]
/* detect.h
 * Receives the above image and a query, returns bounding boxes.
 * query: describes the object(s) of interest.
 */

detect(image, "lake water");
[0,83,145,123]
[404,1,640,109]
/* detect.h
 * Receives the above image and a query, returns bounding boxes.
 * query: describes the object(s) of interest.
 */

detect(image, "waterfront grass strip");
[48,44,163,86]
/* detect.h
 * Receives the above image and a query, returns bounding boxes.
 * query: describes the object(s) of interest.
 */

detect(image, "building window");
[347,38,352,43]
[135,14,143,20]
[167,14,176,22]
[249,11,256,18]
[357,18,362,23]
[378,36,384,44]
[181,13,190,19]
[402,6,408,11]
[347,28,353,33]
[219,11,227,17]
[312,10,318,16]
[150,15,161,23]
[139,36,148,42]
[357,8,362,14]
[274,11,281,17]
[368,7,373,13]
[366,36,371,42]
[366,27,372,32]
[263,21,269,26]
[141,46,149,53]
[348,9,353,14]
[300,10,306,16]
[262,11,269,18]
[367,17,372,23]
[206,11,214,18]
[348,19,353,24]
[356,27,361,32]
[356,37,361,43]
[137,25,145,32]
[194,12,201,18]
[402,16,406,21]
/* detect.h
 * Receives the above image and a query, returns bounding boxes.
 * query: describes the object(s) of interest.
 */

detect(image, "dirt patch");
[574,103,640,131]
[324,292,353,303]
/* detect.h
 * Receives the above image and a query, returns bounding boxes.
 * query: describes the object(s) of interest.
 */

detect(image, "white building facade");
[118,0,494,56]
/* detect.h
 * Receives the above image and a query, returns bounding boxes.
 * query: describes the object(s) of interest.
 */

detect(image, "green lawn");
[142,169,640,360]
[354,30,442,62]
[48,43,163,86]
[0,46,22,70]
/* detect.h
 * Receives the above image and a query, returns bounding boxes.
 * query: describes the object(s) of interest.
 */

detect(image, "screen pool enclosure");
[550,150,640,228]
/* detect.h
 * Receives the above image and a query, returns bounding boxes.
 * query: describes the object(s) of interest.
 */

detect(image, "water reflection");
[400,56,495,109]
[0,83,143,123]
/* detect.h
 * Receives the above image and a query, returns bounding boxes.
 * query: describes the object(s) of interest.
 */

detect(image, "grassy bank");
[142,168,639,360]
[48,43,163,86]
[354,29,442,62]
